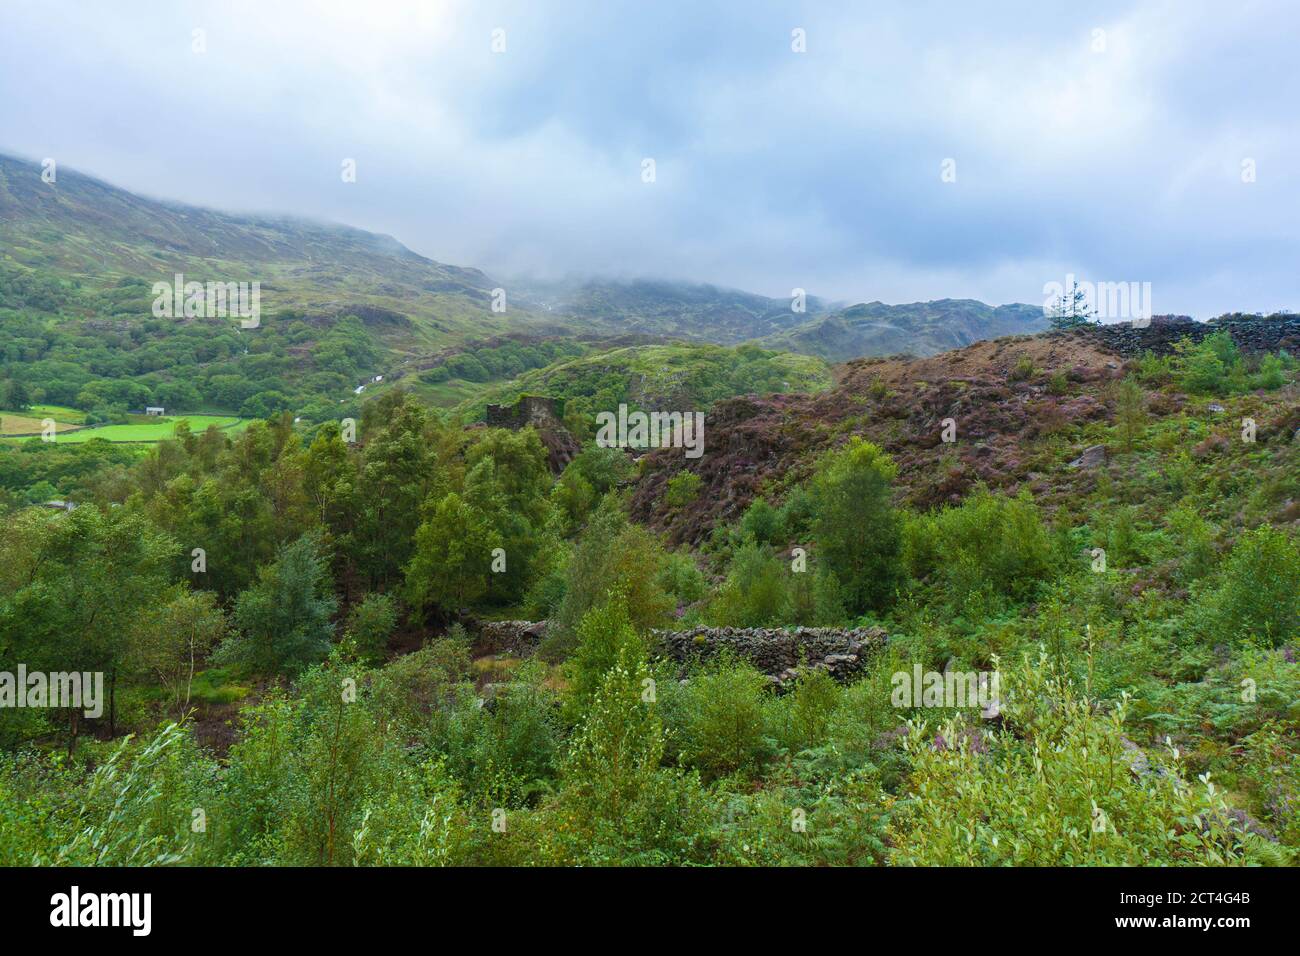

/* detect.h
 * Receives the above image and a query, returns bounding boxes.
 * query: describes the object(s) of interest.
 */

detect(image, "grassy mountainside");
[763,299,1049,362]
[2,152,1051,377]
[455,341,832,428]
[0,153,518,348]
[517,278,1045,363]
[2,323,1296,868]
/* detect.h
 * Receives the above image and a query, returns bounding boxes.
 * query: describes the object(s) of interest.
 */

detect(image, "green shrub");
[663,471,703,509]
[569,445,634,495]
[1252,352,1288,390]
[555,640,711,864]
[1112,375,1146,451]
[1203,329,1242,368]
[1207,526,1300,646]
[1240,724,1300,846]
[784,565,849,626]
[655,550,707,607]
[1173,331,1245,395]
[550,468,595,535]
[769,668,841,755]
[706,542,790,627]
[1165,501,1217,581]
[372,636,473,744]
[345,593,398,665]
[565,594,647,720]
[440,660,561,807]
[660,657,772,780]
[1008,355,1036,382]
[1135,351,1173,386]
[350,758,470,866]
[736,497,782,544]
[1104,505,1145,568]
[903,488,1056,610]
[711,768,889,866]
[891,653,1252,865]
[215,531,338,677]
[46,722,211,866]
[278,655,385,866]
[545,496,675,656]
[809,438,903,613]
[522,541,570,619]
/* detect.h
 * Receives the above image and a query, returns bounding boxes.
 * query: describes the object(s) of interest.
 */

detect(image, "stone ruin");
[483,395,580,472]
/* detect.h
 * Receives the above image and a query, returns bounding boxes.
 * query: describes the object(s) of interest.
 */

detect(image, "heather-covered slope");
[631,326,1300,546]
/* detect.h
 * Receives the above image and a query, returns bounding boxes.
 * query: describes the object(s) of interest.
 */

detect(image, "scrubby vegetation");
[460,342,831,440]
[0,303,380,425]
[1,322,1297,866]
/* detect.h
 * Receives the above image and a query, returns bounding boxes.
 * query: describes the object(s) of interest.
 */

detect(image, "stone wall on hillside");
[655,625,888,687]
[472,620,888,687]
[1079,315,1300,358]
[476,620,548,657]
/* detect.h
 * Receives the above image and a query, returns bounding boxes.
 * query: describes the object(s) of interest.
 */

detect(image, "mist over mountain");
[764,299,1049,362]
[1,153,1045,362]
[0,153,503,346]
[5,0,1300,895]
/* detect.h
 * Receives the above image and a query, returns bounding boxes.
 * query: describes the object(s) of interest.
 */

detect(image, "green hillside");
[456,341,832,427]
[0,153,528,349]
[764,298,1049,361]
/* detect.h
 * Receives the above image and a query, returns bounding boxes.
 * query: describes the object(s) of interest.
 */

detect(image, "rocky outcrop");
[1068,444,1107,469]
[654,625,888,687]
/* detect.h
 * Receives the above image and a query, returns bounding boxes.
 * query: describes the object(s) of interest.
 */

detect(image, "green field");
[1,413,247,444]
[400,375,486,408]
[27,403,88,424]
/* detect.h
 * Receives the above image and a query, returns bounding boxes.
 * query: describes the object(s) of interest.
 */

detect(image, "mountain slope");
[762,299,1049,362]
[630,324,1300,546]
[1,152,1046,364]
[513,277,837,343]
[0,153,517,348]
[454,341,832,424]
[516,277,1048,362]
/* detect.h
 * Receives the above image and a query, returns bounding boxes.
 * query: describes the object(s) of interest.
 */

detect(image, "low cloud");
[1,0,1296,315]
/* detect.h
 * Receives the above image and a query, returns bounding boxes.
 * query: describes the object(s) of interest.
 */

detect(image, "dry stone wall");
[655,625,887,687]
[473,620,887,687]
[1078,315,1300,358]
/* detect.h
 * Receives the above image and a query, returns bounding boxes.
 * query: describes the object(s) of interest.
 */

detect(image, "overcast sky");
[2,0,1297,316]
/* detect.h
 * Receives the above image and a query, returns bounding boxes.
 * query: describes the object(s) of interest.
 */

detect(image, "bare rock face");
[1069,444,1107,469]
